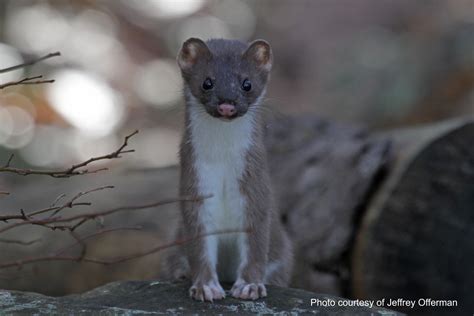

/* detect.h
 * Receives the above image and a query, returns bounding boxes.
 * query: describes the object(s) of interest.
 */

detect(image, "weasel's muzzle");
[217,103,237,119]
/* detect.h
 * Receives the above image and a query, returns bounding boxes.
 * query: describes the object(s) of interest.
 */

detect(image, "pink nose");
[217,103,236,117]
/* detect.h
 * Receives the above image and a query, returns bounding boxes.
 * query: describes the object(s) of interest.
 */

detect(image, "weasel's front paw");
[189,280,225,302]
[231,280,267,300]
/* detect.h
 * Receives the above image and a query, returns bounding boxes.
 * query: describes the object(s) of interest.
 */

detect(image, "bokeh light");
[6,4,68,55]
[130,127,180,167]
[211,0,256,40]
[0,106,35,149]
[0,43,23,83]
[20,125,76,167]
[121,0,205,19]
[46,69,125,137]
[133,59,182,108]
[177,15,231,44]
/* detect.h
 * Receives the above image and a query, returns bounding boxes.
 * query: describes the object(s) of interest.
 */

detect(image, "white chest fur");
[188,101,255,281]
[188,104,255,230]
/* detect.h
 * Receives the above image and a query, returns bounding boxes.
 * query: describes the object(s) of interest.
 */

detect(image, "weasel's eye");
[202,78,213,90]
[242,79,252,92]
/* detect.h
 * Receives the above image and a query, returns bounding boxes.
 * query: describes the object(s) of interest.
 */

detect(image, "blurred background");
[0,0,473,170]
[0,0,473,308]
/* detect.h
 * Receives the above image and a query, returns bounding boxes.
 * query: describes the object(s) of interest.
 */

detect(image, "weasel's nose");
[217,103,236,118]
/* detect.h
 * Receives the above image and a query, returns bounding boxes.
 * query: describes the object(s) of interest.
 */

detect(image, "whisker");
[249,103,288,121]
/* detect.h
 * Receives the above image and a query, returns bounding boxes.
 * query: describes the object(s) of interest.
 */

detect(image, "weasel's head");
[177,38,272,121]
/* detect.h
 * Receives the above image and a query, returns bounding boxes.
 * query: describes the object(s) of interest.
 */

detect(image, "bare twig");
[50,193,67,208]
[0,213,25,221]
[54,226,142,256]
[0,52,60,74]
[0,52,60,90]
[70,230,87,260]
[0,131,138,177]
[0,228,249,269]
[0,186,113,222]
[94,228,251,265]
[4,154,14,168]
[0,203,89,222]
[0,75,55,90]
[0,194,210,235]
[46,186,114,218]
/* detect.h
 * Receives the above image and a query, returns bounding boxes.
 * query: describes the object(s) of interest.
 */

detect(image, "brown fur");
[163,38,293,301]
[238,117,293,286]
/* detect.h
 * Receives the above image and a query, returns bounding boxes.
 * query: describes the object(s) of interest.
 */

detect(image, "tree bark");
[352,118,474,316]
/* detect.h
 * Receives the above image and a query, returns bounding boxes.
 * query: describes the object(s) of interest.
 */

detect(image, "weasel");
[171,38,293,302]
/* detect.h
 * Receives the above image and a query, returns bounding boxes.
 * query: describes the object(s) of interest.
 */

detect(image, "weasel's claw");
[189,282,225,302]
[231,281,267,300]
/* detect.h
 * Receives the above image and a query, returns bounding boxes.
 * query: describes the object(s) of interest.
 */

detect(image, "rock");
[0,280,402,315]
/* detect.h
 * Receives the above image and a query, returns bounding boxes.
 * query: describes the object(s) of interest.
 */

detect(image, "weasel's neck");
[185,93,261,164]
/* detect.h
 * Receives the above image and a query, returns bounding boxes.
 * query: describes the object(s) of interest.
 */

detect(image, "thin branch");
[0,203,90,222]
[0,131,138,178]
[61,130,138,175]
[54,226,142,256]
[47,186,114,218]
[69,230,87,260]
[0,52,60,74]
[0,75,55,90]
[0,194,210,235]
[0,228,249,270]
[4,154,13,168]
[0,214,24,221]
[50,193,67,208]
[94,228,251,265]
[0,186,113,222]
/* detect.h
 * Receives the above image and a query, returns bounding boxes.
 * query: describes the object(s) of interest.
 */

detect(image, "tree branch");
[0,75,55,90]
[0,186,113,222]
[54,226,142,256]
[0,52,61,74]
[0,228,249,270]
[0,131,138,177]
[0,194,210,235]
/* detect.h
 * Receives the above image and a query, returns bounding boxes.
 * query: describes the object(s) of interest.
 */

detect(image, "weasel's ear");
[177,38,211,71]
[243,39,273,72]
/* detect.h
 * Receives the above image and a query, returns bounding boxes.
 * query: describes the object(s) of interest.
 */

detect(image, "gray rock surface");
[0,280,402,315]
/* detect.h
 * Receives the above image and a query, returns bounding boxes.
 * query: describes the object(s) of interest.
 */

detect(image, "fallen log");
[264,116,390,294]
[352,118,474,316]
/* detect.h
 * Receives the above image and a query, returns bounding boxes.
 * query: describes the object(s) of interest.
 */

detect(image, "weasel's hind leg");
[166,249,190,280]
[263,259,292,286]
[160,233,190,281]
[265,225,293,286]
